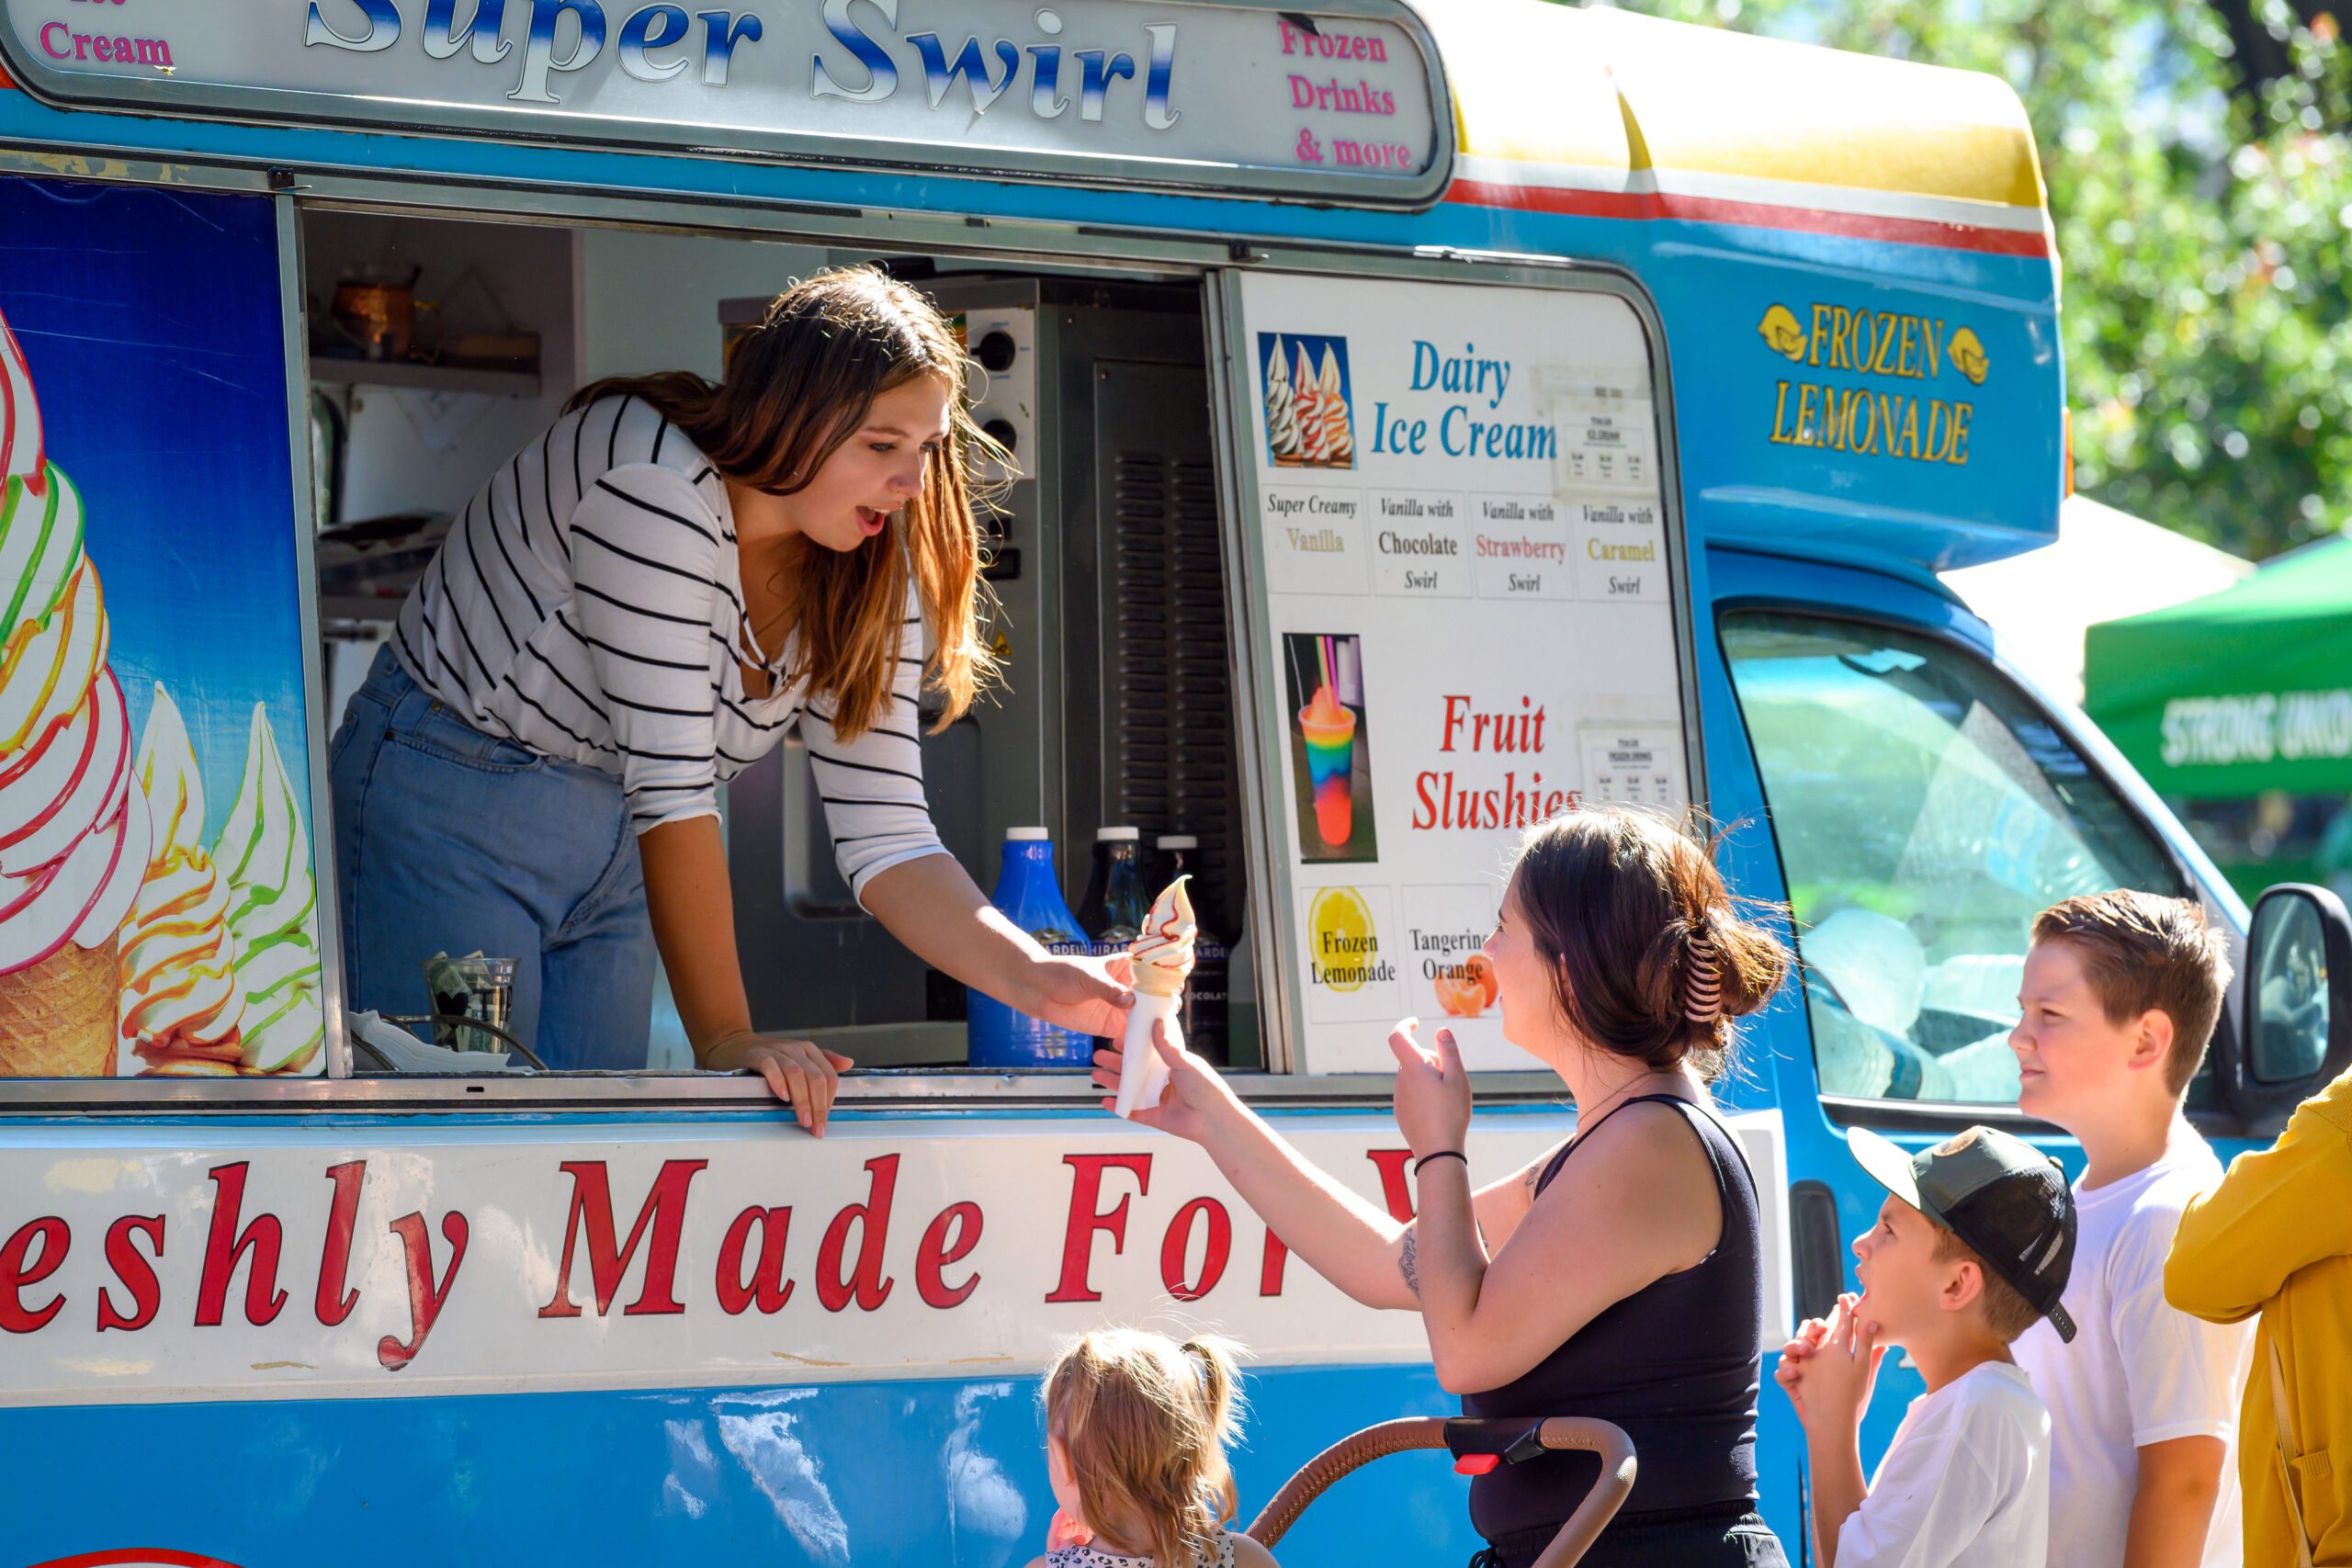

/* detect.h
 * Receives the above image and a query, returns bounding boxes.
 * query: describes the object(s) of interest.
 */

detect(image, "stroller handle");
[1245,1415,1636,1567]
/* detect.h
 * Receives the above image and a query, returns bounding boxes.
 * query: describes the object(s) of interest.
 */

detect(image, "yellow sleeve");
[2165,1071,2352,1323]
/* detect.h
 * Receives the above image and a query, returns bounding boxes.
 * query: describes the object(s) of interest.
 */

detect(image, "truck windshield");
[1722,612,2189,1109]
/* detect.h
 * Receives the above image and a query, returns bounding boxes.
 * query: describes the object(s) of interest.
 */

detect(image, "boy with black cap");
[1777,1124,2077,1568]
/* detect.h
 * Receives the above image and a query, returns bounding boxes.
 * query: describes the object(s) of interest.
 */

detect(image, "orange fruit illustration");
[1464,953,1498,1007]
[1432,953,1498,1018]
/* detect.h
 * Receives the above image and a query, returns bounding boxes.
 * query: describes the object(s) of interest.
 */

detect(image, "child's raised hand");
[1774,1309,1841,1420]
[1790,1293,1883,1438]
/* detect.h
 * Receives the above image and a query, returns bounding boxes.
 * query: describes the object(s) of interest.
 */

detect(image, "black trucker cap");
[1847,1125,2078,1343]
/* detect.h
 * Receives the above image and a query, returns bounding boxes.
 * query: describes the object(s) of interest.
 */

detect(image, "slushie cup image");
[1298,682,1358,848]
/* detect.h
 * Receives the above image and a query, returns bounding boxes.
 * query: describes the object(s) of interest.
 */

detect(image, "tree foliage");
[1603,0,2352,558]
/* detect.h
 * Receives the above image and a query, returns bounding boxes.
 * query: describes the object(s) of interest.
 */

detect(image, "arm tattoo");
[1397,1224,1421,1299]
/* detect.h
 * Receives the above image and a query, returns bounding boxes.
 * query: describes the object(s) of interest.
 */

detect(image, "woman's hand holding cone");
[1092,1015,1233,1143]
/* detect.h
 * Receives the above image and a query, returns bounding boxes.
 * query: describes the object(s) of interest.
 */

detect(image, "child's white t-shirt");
[2012,1132,2255,1568]
[1836,1360,2052,1568]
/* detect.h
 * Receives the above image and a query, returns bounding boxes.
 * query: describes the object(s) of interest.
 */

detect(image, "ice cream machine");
[723,275,1246,1064]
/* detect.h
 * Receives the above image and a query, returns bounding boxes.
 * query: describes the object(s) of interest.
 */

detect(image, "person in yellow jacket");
[2166,1062,2352,1566]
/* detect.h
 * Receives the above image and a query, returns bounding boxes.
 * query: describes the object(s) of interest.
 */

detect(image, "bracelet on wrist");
[1413,1149,1467,1177]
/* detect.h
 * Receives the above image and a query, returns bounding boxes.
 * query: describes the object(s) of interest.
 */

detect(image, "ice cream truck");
[0,0,2345,1560]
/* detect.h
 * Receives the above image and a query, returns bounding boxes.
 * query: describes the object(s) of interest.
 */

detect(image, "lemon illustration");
[1949,326,1990,385]
[1307,886,1377,995]
[1758,304,1806,362]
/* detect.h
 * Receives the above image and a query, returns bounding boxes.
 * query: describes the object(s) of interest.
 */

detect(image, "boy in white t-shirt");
[1779,1123,2076,1568]
[2009,892,2255,1568]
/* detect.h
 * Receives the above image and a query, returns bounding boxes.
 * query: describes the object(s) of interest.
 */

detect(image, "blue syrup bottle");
[967,827,1096,1068]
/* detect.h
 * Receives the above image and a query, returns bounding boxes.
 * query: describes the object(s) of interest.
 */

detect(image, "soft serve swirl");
[118,684,244,1050]
[1127,874,1197,995]
[0,314,151,975]
[213,703,324,1074]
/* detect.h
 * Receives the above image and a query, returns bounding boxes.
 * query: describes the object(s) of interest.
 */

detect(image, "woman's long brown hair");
[566,265,998,739]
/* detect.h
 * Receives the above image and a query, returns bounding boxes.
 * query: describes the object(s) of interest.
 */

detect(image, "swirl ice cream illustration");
[1264,337,1303,463]
[1114,875,1195,1118]
[118,684,245,1075]
[213,703,324,1075]
[0,309,153,1076]
[1317,346,1354,466]
[1294,343,1330,465]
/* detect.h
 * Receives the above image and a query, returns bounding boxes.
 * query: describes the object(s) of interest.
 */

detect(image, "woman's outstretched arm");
[1097,1021,1547,1312]
[860,853,1133,1040]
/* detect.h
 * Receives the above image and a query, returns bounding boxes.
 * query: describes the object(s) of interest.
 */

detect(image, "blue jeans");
[328,646,655,1070]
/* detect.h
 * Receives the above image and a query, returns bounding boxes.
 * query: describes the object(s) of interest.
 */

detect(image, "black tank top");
[1464,1094,1765,1539]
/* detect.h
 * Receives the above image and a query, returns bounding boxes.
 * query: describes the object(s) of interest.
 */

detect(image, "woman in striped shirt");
[328,267,1132,1122]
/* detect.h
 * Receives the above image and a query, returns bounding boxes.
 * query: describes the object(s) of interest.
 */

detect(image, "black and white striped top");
[391,395,946,903]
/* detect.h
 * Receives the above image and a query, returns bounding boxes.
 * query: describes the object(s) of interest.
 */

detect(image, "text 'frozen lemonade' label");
[1304,885,1400,1022]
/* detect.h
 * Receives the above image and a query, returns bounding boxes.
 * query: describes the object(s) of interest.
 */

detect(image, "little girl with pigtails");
[1030,1327,1280,1568]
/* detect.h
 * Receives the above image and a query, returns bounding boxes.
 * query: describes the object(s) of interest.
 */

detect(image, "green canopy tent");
[2084,537,2352,801]
[2084,537,2352,898]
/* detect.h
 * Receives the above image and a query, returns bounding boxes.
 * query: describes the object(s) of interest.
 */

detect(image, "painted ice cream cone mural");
[1114,875,1195,1119]
[1264,335,1303,464]
[0,309,153,1076]
[1317,345,1354,465]
[213,703,324,1075]
[118,684,245,1076]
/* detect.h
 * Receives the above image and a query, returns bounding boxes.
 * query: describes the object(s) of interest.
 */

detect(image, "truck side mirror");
[2237,885,2352,1125]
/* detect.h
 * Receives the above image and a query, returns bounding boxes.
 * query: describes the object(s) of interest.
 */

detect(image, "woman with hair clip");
[1096,807,1792,1565]
[330,265,1130,1116]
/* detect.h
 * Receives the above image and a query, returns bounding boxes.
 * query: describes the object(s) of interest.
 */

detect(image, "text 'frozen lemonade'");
[119,684,244,1076]
[213,703,324,1075]
[1114,875,1195,1119]
[0,309,153,1075]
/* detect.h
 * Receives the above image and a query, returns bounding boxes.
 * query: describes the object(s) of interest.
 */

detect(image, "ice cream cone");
[1134,964,1186,999]
[1115,876,1196,1119]
[0,933,119,1076]
[117,685,245,1062]
[216,704,323,1075]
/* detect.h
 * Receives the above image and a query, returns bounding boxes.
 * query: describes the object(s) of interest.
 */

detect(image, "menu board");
[1236,274,1690,1074]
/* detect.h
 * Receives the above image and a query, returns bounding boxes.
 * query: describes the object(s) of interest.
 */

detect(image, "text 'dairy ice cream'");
[118,683,245,1076]
[213,703,324,1075]
[0,309,153,1076]
[1114,874,1195,1119]
[1297,682,1358,848]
